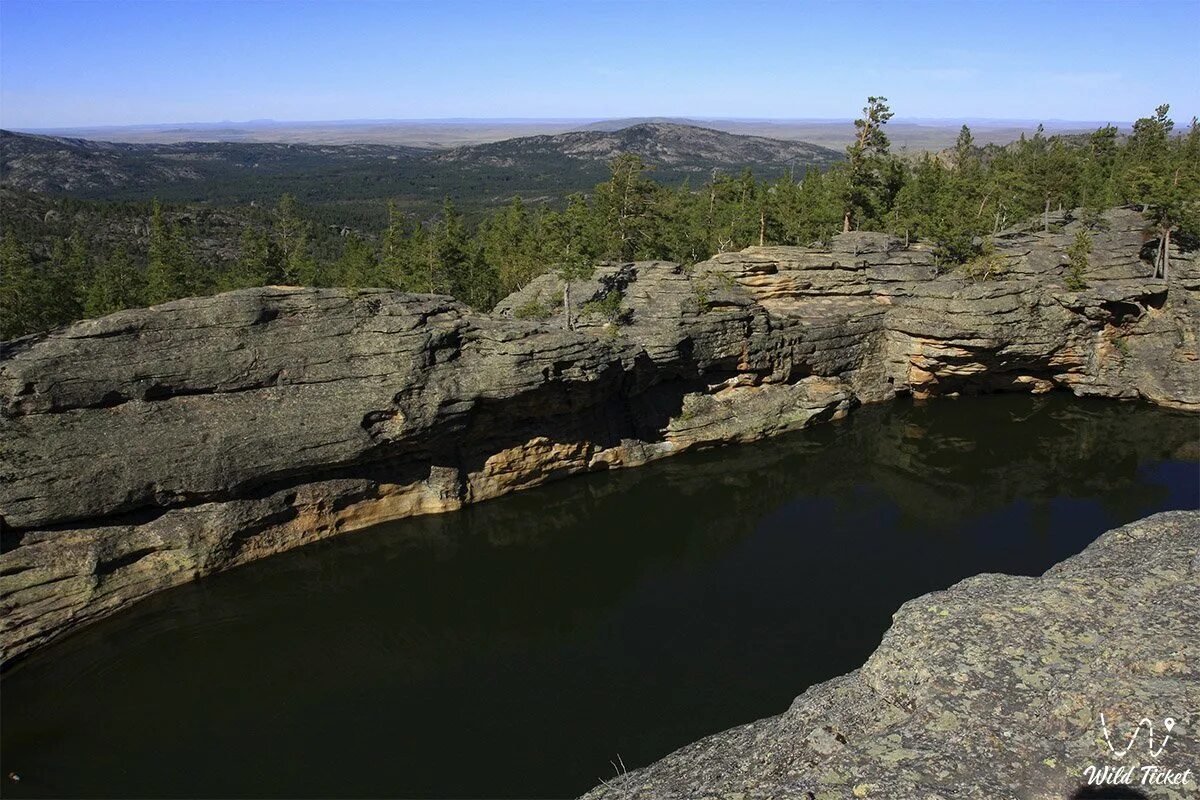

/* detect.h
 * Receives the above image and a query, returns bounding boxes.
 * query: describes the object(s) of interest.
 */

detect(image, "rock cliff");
[580,509,1200,800]
[1,207,1197,661]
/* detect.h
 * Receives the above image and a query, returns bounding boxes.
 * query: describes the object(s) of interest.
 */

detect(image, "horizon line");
[8,115,1139,133]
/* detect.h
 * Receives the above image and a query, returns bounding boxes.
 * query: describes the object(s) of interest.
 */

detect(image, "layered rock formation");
[1,207,1197,661]
[581,509,1200,800]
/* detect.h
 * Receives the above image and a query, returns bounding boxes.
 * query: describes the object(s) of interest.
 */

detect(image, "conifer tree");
[1081,125,1119,211]
[433,198,471,297]
[331,232,379,289]
[84,247,145,317]
[43,229,89,326]
[1128,105,1196,279]
[225,226,283,289]
[792,169,842,246]
[1065,229,1091,290]
[1035,139,1080,231]
[275,194,316,285]
[595,154,657,260]
[950,125,986,220]
[1128,104,1173,165]
[408,221,437,294]
[461,246,501,310]
[842,96,894,232]
[656,179,711,262]
[480,197,542,294]
[379,201,411,289]
[545,193,598,329]
[0,232,43,338]
[145,199,189,304]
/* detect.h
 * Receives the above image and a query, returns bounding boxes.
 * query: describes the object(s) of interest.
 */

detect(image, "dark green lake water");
[2,395,1197,799]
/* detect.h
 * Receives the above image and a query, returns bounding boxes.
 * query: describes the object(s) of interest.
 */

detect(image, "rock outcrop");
[2,207,1197,662]
[580,510,1200,800]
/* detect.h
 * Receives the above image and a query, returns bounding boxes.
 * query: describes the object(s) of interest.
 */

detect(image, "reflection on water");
[2,395,1197,799]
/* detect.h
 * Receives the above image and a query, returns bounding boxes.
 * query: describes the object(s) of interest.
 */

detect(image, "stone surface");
[2,207,1197,662]
[580,510,1200,800]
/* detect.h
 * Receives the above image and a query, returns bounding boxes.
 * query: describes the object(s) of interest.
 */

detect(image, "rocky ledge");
[1,207,1197,662]
[581,510,1200,800]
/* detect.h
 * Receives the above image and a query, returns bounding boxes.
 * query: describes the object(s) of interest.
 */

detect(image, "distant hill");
[0,124,841,215]
[16,120,587,147]
[17,117,1119,152]
[573,117,710,132]
[572,119,1119,152]
[0,130,431,196]
[433,122,841,180]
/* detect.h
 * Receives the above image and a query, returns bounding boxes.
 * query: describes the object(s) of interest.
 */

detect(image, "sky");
[1,0,1197,129]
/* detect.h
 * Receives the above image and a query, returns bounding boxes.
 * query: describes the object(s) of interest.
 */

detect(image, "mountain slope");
[0,124,841,213]
[574,117,710,132]
[0,130,431,196]
[435,122,841,177]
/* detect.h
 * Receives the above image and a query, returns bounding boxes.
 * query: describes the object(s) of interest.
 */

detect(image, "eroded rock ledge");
[580,510,1200,800]
[1,208,1197,662]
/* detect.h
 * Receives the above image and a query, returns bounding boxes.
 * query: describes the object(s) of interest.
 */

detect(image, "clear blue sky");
[2,0,1197,128]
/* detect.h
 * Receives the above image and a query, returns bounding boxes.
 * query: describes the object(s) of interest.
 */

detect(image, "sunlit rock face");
[2,207,1196,661]
[580,509,1200,800]
[691,208,1197,408]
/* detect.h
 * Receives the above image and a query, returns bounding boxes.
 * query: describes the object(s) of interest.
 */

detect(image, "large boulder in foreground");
[582,510,1200,800]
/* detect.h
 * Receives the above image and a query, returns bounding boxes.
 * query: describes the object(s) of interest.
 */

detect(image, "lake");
[2,394,1197,798]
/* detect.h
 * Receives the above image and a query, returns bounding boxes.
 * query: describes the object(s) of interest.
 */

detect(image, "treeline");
[2,100,1197,340]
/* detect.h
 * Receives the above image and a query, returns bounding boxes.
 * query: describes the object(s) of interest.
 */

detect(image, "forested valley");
[2,99,1196,339]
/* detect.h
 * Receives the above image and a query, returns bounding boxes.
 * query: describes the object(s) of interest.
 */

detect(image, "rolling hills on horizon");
[430,122,841,184]
[0,123,842,216]
[10,116,1120,151]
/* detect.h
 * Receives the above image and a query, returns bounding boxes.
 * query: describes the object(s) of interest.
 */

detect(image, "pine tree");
[544,193,598,330]
[461,246,501,310]
[0,232,44,338]
[720,168,764,249]
[85,247,145,317]
[379,201,411,289]
[594,154,657,260]
[655,180,709,263]
[331,232,379,289]
[950,125,987,221]
[1036,140,1081,231]
[1124,104,1196,279]
[480,197,543,294]
[1065,229,1091,290]
[408,221,436,294]
[433,198,472,298]
[788,168,842,246]
[953,125,975,164]
[842,96,894,232]
[43,229,89,326]
[1081,125,1119,211]
[892,153,944,247]
[224,226,283,289]
[145,199,193,304]
[275,194,316,285]
[1128,104,1174,166]
[395,226,426,293]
